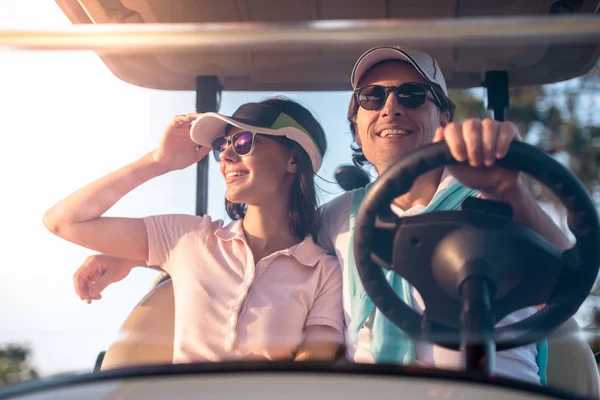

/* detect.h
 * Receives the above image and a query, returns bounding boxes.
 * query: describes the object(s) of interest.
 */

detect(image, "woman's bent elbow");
[43,209,63,236]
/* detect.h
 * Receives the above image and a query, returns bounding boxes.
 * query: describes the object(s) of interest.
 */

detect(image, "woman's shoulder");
[142,213,228,237]
[318,253,342,274]
[310,251,343,292]
[299,237,341,275]
[291,235,338,267]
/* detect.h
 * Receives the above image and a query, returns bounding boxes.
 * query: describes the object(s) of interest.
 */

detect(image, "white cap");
[351,46,448,95]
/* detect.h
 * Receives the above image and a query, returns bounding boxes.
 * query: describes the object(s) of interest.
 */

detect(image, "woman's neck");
[242,198,299,262]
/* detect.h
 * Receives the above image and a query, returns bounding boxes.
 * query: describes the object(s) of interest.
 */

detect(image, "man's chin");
[369,149,414,174]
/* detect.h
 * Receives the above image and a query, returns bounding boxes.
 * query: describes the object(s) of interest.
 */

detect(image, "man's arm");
[297,256,345,361]
[73,254,163,303]
[485,178,570,250]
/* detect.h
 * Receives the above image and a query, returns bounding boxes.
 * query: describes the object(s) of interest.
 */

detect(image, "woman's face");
[218,127,297,206]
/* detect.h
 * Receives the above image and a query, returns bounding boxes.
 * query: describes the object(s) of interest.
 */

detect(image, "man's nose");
[380,91,404,118]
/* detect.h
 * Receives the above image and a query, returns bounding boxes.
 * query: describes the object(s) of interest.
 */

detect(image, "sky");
[0,0,597,378]
[0,0,357,376]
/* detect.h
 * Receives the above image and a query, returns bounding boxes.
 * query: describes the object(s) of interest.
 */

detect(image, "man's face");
[353,60,449,174]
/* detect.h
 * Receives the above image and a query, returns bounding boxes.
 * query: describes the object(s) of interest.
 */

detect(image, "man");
[318,46,569,384]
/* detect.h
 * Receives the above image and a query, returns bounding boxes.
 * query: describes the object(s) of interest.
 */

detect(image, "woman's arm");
[295,325,344,361]
[44,153,167,260]
[296,256,345,361]
[43,114,209,261]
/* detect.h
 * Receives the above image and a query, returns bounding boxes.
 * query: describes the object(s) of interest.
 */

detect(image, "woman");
[43,97,344,363]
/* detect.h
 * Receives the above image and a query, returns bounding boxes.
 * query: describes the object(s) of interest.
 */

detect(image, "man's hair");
[347,72,456,167]
[225,97,327,242]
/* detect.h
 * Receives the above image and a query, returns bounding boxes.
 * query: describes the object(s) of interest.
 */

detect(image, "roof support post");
[194,76,222,216]
[483,71,509,122]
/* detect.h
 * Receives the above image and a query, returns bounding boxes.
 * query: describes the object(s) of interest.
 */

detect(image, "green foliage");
[0,344,39,388]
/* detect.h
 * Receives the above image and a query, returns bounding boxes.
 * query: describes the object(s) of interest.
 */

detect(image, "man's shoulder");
[317,189,364,251]
[319,189,360,216]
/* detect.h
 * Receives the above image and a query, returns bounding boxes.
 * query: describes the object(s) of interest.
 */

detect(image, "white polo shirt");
[318,172,541,385]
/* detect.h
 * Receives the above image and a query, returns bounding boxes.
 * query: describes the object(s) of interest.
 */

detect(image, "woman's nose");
[220,141,238,162]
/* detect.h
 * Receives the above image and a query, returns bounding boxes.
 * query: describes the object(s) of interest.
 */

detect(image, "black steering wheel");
[354,141,600,351]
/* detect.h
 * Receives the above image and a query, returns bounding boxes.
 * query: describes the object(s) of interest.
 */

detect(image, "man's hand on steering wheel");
[433,118,521,200]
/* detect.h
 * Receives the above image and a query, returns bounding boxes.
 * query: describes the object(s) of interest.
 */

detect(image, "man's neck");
[242,201,299,262]
[389,168,444,211]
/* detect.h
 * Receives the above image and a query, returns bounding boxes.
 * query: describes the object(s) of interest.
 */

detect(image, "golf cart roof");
[54,0,600,92]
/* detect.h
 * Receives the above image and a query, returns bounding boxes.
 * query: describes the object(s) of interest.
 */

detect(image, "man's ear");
[354,126,362,146]
[439,111,450,127]
[350,118,362,146]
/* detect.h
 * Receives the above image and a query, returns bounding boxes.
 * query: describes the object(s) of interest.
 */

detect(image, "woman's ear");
[287,156,298,173]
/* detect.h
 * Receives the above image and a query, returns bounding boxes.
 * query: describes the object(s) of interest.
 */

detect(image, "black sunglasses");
[210,130,262,162]
[353,82,441,111]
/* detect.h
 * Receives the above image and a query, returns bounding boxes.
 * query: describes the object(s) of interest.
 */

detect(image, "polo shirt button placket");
[225,314,237,351]
[226,272,254,351]
[242,269,255,294]
[255,260,269,281]
[243,276,253,290]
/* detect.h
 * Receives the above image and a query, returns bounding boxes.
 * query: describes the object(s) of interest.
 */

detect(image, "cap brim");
[351,47,437,90]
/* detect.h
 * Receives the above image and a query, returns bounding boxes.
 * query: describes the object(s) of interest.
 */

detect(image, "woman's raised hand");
[151,113,211,171]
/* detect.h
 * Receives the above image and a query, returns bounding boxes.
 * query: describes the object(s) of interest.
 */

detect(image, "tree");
[0,344,39,388]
